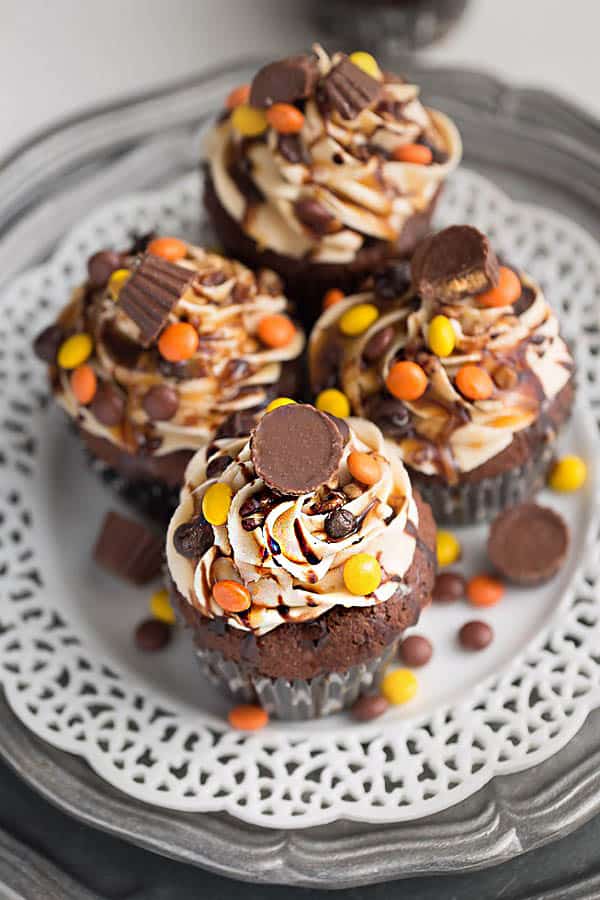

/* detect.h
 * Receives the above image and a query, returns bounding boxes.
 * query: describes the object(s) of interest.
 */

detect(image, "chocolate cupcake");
[34,236,304,523]
[203,44,461,327]
[166,404,435,720]
[309,226,575,525]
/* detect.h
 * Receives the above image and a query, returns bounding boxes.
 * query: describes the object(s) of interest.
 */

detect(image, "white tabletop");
[1,0,598,158]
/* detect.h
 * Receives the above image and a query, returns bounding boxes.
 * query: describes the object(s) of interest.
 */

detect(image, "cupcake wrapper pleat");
[412,444,555,527]
[193,642,399,720]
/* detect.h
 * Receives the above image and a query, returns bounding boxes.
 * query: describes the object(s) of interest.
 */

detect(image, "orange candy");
[347,451,381,485]
[226,83,251,110]
[213,580,252,613]
[257,314,296,348]
[228,704,269,731]
[70,364,97,404]
[323,288,345,310]
[455,365,494,401]
[478,266,522,308]
[158,322,199,362]
[386,360,428,401]
[147,236,187,262]
[266,103,305,134]
[467,575,505,608]
[393,143,433,165]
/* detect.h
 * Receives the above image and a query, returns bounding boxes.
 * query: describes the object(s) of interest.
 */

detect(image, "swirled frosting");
[309,257,574,481]
[52,242,304,458]
[205,45,461,264]
[167,418,419,636]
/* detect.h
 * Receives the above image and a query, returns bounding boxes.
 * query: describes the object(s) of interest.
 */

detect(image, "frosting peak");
[206,46,462,265]
[167,416,419,636]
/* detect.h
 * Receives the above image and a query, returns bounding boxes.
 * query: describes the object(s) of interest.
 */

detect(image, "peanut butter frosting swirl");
[205,45,462,265]
[167,417,419,637]
[309,244,573,481]
[52,241,304,458]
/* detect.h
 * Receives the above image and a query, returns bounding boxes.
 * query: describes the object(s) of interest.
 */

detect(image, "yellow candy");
[428,315,456,358]
[266,397,296,413]
[436,530,461,567]
[57,333,93,369]
[343,553,382,596]
[349,51,382,80]
[315,388,350,418]
[548,455,587,492]
[202,482,232,526]
[108,268,131,300]
[150,588,175,625]
[339,303,379,337]
[230,104,268,137]
[381,669,418,705]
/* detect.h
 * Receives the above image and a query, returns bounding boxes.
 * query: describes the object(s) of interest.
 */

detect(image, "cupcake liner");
[193,642,399,720]
[412,443,555,527]
[87,451,180,527]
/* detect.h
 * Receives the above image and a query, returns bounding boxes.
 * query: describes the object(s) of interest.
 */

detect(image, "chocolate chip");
[142,384,179,421]
[322,56,382,119]
[173,516,214,559]
[93,511,163,585]
[373,261,411,301]
[294,197,336,235]
[411,226,499,302]
[250,54,319,108]
[325,507,356,540]
[90,383,125,426]
[487,502,569,585]
[363,325,395,364]
[351,693,389,722]
[277,133,311,165]
[33,324,64,364]
[206,454,233,479]
[251,404,344,496]
[458,620,493,651]
[399,634,433,667]
[119,253,194,346]
[240,490,281,531]
[87,250,124,288]
[135,618,171,652]
[432,571,466,603]
[365,394,411,440]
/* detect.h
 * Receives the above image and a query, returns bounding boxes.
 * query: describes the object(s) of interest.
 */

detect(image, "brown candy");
[487,502,569,585]
[322,56,382,120]
[399,634,433,667]
[119,253,194,347]
[142,384,179,421]
[250,54,319,108]
[90,382,125,426]
[278,133,311,165]
[459,620,493,651]
[173,516,214,559]
[493,364,519,391]
[87,250,124,288]
[135,618,171,652]
[294,197,336,235]
[364,394,411,440]
[432,571,466,603]
[363,326,395,364]
[411,226,499,302]
[351,693,389,722]
[33,324,64,364]
[251,404,344,496]
[93,511,163,585]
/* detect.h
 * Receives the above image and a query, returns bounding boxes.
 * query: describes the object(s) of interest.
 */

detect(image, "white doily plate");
[0,167,598,830]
